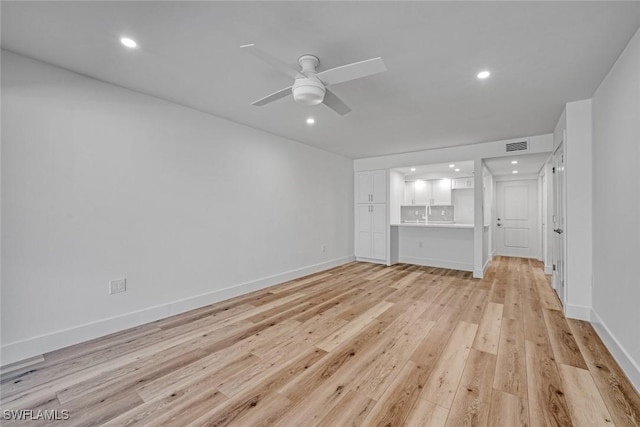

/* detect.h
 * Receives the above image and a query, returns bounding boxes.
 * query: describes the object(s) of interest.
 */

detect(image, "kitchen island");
[390,223,475,271]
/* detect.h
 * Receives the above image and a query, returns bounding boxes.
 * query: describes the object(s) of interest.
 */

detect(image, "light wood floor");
[2,257,640,426]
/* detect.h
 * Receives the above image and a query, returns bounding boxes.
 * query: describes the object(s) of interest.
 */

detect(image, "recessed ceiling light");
[449,164,455,168]
[455,168,460,172]
[410,167,416,172]
[306,117,315,125]
[477,70,490,79]
[120,37,138,48]
[512,170,518,174]
[511,160,518,164]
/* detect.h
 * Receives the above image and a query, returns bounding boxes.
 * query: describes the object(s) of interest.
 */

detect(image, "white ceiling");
[396,160,475,180]
[2,2,639,159]
[484,152,551,177]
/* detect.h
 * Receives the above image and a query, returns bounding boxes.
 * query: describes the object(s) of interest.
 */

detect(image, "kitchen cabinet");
[431,178,452,204]
[403,179,450,205]
[356,204,387,261]
[356,169,387,263]
[356,170,386,203]
[404,182,415,205]
[452,177,474,189]
[414,180,431,205]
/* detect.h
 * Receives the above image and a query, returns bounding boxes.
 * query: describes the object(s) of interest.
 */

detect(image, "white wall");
[354,134,553,172]
[389,170,405,225]
[483,165,494,266]
[564,99,593,319]
[1,51,354,364]
[452,189,474,224]
[591,27,640,389]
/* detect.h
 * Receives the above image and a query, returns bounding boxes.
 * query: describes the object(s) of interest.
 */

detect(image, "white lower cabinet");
[356,204,387,261]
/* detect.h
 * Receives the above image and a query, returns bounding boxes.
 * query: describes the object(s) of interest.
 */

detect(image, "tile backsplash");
[427,205,454,222]
[401,205,426,222]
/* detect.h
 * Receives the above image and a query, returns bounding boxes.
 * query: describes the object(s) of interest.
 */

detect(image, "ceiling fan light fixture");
[292,78,325,106]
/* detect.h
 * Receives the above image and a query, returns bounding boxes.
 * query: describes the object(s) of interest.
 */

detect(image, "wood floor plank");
[136,352,259,402]
[472,301,503,354]
[187,347,327,426]
[525,339,573,427]
[315,300,394,352]
[488,388,529,427]
[459,288,489,324]
[558,363,614,426]
[314,390,376,427]
[543,308,588,369]
[361,360,425,426]
[445,349,496,426]
[493,316,527,399]
[568,319,640,426]
[3,258,638,427]
[420,321,479,409]
[353,305,433,400]
[272,301,426,425]
[405,397,450,427]
[522,295,549,345]
[503,280,523,320]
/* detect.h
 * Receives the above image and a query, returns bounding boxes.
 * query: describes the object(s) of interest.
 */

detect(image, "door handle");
[553,228,564,234]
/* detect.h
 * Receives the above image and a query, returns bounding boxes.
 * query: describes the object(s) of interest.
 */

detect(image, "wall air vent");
[506,141,528,152]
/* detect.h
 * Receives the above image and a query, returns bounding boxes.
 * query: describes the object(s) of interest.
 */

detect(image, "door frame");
[551,143,567,310]
[551,141,567,307]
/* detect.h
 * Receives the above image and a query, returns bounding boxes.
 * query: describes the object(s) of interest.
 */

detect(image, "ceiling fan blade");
[251,86,292,106]
[323,89,351,115]
[317,57,387,86]
[240,44,303,80]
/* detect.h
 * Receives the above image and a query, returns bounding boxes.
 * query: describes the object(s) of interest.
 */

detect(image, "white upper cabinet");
[431,178,452,205]
[452,177,474,189]
[403,179,450,205]
[404,181,415,205]
[356,170,386,203]
[414,180,432,205]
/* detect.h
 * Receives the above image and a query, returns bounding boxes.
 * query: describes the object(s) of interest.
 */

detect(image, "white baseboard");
[355,257,388,265]
[544,264,553,275]
[398,256,473,272]
[564,304,591,321]
[590,309,640,393]
[0,256,354,366]
[473,257,492,278]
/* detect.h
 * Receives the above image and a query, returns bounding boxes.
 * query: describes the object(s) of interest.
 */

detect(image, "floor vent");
[506,141,528,152]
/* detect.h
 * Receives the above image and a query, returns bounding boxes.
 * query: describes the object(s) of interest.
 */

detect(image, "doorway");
[552,142,566,306]
[495,180,538,258]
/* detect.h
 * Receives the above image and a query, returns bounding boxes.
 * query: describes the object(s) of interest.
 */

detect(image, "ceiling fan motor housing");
[292,77,325,106]
[292,54,325,106]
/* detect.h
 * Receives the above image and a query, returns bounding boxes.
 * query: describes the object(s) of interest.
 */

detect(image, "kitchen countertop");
[391,222,474,229]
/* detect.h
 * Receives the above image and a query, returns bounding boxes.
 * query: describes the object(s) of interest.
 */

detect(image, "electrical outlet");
[321,245,326,252]
[109,278,126,295]
[418,241,423,248]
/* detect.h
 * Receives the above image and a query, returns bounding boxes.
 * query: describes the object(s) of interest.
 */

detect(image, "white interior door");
[552,142,566,306]
[496,180,538,258]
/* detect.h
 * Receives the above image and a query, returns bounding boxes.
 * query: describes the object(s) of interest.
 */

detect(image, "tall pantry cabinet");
[355,170,387,263]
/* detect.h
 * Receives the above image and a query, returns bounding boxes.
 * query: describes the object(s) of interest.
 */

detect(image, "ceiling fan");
[240,44,387,115]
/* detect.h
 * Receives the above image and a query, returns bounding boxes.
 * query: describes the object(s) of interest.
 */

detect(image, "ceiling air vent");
[506,141,528,152]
